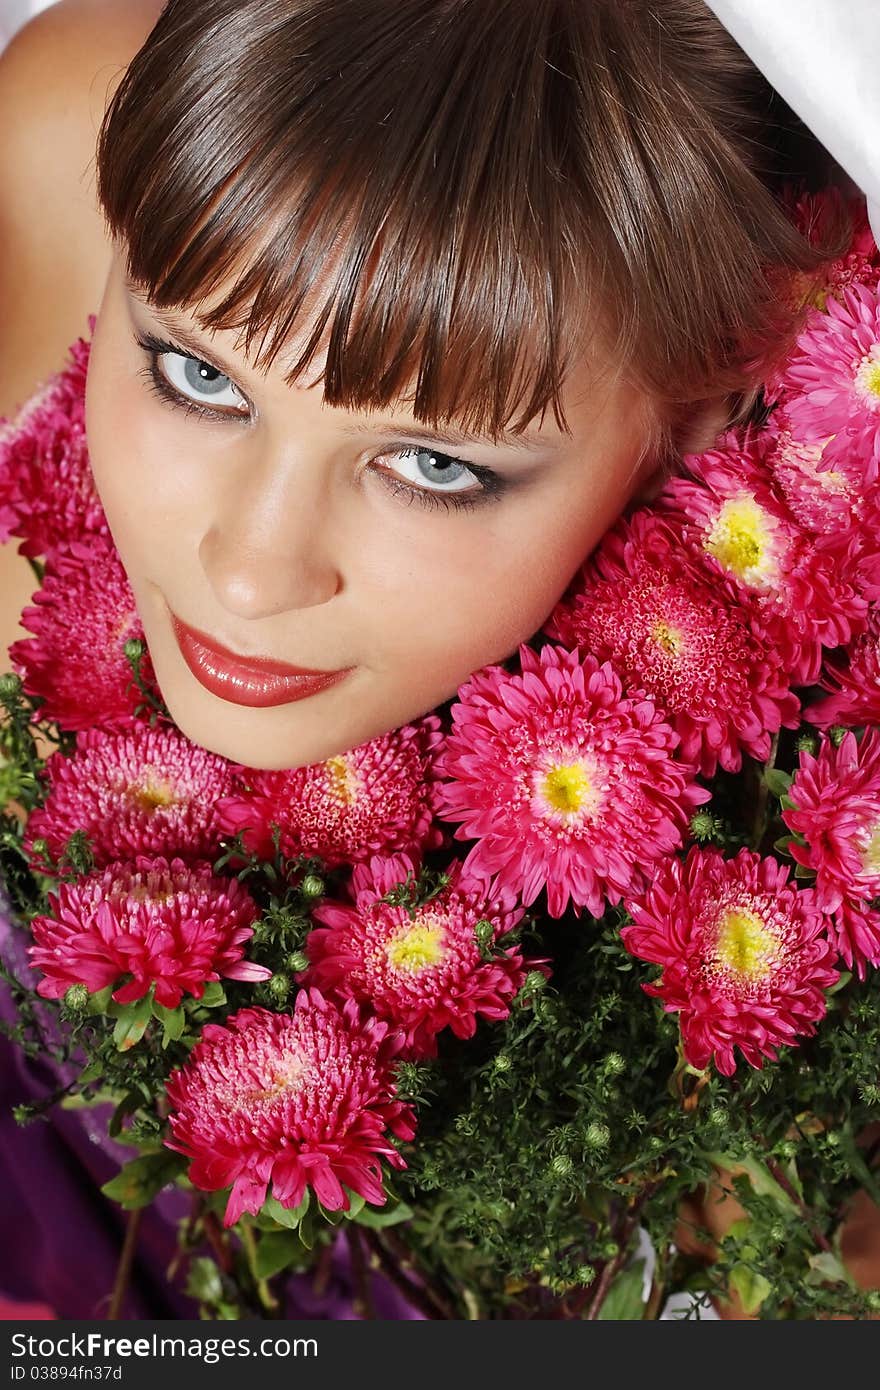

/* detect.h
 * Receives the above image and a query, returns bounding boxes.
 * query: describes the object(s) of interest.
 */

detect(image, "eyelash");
[133,331,506,514]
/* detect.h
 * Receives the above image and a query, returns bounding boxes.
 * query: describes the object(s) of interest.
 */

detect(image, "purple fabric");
[0,898,422,1320]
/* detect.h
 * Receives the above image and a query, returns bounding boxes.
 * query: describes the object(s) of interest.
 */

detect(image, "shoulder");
[0,0,164,418]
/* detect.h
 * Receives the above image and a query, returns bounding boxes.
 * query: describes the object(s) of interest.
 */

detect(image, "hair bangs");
[97,0,609,438]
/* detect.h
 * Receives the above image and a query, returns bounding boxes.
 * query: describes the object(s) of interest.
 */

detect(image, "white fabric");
[0,0,56,50]
[706,0,880,243]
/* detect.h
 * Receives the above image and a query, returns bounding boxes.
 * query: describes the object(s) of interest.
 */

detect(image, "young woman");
[0,0,876,1318]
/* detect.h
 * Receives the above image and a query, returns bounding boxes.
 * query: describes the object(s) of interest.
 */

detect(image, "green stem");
[238,1218,280,1315]
[107,1206,144,1320]
[750,731,780,851]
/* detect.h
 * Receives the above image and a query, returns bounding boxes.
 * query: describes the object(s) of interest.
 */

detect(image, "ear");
[629,394,744,505]
[674,395,744,457]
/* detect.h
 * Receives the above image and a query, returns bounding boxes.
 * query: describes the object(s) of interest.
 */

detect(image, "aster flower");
[216,716,445,868]
[787,188,880,309]
[164,992,416,1225]
[806,608,880,730]
[9,535,159,729]
[24,722,239,869]
[301,851,530,1057]
[622,847,839,1075]
[29,855,270,1008]
[781,282,880,480]
[827,897,880,980]
[544,511,801,778]
[783,729,880,976]
[432,641,707,920]
[0,333,106,558]
[655,433,871,684]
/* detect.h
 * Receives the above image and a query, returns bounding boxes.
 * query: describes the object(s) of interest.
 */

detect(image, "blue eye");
[136,332,250,417]
[134,329,508,513]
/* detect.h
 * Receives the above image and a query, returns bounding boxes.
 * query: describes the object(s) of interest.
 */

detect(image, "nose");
[198,445,344,620]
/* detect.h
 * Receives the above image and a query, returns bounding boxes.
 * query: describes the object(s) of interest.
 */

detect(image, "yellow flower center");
[386,920,445,973]
[541,762,595,815]
[704,496,776,587]
[651,620,684,656]
[859,821,880,877]
[856,353,880,401]
[714,908,778,981]
[130,775,176,811]
[324,754,357,804]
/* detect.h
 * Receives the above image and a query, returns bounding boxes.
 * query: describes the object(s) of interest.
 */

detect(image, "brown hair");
[96,0,850,462]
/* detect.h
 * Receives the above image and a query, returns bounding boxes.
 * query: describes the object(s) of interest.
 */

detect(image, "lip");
[170,611,354,708]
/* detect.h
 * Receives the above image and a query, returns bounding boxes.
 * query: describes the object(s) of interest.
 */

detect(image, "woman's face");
[85,251,658,771]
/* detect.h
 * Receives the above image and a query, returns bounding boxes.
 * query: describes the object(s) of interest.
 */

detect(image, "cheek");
[374,471,632,686]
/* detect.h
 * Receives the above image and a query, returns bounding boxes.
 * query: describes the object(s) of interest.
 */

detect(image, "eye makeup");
[132,329,512,514]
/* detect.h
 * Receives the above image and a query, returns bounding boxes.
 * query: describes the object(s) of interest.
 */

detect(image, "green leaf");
[597,1260,646,1320]
[185,1256,224,1306]
[100,1150,185,1209]
[353,1200,414,1229]
[260,1190,311,1230]
[806,1250,852,1289]
[112,991,155,1051]
[341,1190,367,1221]
[729,1264,772,1315]
[253,1229,305,1279]
[199,982,227,1009]
[153,1001,186,1047]
[705,1153,799,1215]
[86,984,115,1016]
[763,768,792,799]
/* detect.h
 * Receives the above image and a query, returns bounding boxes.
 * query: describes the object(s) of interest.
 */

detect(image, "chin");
[157,685,358,772]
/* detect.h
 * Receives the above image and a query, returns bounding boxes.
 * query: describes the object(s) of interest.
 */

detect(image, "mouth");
[169,610,355,708]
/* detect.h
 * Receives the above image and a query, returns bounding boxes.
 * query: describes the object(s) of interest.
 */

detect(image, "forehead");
[119,250,645,449]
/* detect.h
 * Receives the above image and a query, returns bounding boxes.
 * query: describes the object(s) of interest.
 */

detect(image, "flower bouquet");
[1,190,880,1322]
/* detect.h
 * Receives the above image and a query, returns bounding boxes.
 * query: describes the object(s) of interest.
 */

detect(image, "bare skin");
[0,0,166,668]
[0,0,877,1311]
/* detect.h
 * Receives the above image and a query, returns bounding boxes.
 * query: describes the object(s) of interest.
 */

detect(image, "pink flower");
[301,851,530,1057]
[433,641,707,920]
[164,992,416,1225]
[787,189,880,307]
[623,847,839,1075]
[29,855,270,1008]
[24,722,240,869]
[806,608,880,730]
[0,333,106,558]
[783,729,880,976]
[656,433,867,683]
[216,716,445,868]
[9,535,159,729]
[781,282,880,481]
[544,511,801,777]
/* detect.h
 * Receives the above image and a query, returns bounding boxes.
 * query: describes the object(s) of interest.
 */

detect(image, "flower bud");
[286,951,310,975]
[492,1053,513,1074]
[63,983,90,1012]
[474,918,494,955]
[30,838,49,859]
[602,1052,626,1077]
[123,638,145,663]
[300,873,325,900]
[583,1121,611,1151]
[575,1264,596,1287]
[266,972,290,1003]
[549,1153,573,1179]
[522,970,547,995]
[795,732,819,756]
[0,672,22,700]
[828,726,849,747]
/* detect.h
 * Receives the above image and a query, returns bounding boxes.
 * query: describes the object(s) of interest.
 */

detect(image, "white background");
[1,0,56,50]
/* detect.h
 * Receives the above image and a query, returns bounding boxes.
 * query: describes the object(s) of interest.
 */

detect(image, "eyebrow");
[126,280,561,453]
